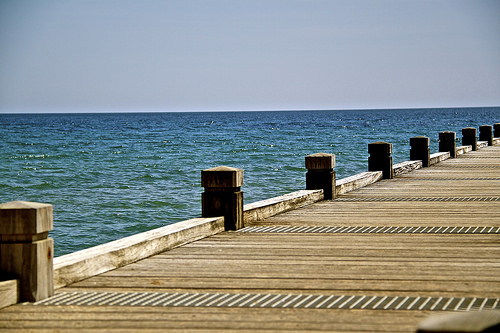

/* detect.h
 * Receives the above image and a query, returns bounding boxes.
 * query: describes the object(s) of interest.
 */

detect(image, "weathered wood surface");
[53,217,225,289]
[0,280,18,309]
[1,145,500,332]
[429,151,450,165]
[243,189,323,223]
[392,160,422,176]
[336,171,383,194]
[201,166,244,231]
[0,201,53,237]
[0,201,54,302]
[64,232,500,297]
[0,306,428,332]
[455,144,472,156]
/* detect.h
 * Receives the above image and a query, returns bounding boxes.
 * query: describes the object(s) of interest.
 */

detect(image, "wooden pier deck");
[1,145,500,332]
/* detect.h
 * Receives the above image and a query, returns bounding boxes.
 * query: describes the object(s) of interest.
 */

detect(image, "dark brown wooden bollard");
[439,131,456,158]
[479,125,493,146]
[462,127,477,151]
[410,136,430,167]
[0,201,54,302]
[201,166,244,231]
[368,141,393,179]
[494,123,500,138]
[305,153,336,200]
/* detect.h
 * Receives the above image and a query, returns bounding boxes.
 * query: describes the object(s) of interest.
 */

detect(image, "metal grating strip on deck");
[334,196,500,202]
[31,291,500,312]
[393,177,500,181]
[432,165,500,168]
[237,225,500,234]
[458,156,500,158]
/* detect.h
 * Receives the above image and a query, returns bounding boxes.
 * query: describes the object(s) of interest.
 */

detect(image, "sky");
[0,0,499,113]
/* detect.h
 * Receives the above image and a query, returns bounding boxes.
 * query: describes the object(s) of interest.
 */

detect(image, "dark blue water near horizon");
[1,107,498,256]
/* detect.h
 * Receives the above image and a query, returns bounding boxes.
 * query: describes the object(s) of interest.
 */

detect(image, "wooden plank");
[429,152,450,165]
[255,201,500,226]
[62,231,499,297]
[243,190,323,223]
[0,306,428,332]
[53,217,224,289]
[456,145,472,155]
[393,160,422,176]
[65,276,500,297]
[0,280,18,309]
[336,171,383,194]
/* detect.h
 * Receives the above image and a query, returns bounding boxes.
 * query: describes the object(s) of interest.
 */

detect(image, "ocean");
[1,107,498,256]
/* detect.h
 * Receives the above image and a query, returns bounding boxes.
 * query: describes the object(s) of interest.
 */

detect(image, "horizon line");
[1,105,499,115]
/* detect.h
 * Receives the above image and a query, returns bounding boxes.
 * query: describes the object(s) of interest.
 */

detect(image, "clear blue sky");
[1,0,499,112]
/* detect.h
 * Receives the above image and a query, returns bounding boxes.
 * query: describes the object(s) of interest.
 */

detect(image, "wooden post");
[494,123,500,138]
[439,131,456,158]
[305,153,336,200]
[0,201,54,302]
[410,136,430,167]
[462,127,477,151]
[201,166,244,231]
[368,141,393,179]
[479,125,493,146]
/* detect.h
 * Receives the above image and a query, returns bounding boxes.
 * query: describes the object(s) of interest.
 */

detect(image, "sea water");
[0,107,498,256]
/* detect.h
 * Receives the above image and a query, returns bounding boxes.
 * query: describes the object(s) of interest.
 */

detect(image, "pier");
[1,125,500,332]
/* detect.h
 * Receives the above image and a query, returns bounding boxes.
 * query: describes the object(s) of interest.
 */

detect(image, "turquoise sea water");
[1,107,498,256]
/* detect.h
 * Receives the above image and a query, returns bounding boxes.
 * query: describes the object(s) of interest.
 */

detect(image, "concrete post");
[462,127,477,151]
[0,201,54,302]
[368,141,393,179]
[201,166,244,231]
[494,123,500,138]
[479,125,493,146]
[305,153,336,200]
[410,136,430,167]
[439,131,456,158]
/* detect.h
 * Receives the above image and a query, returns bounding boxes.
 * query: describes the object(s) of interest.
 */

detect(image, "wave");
[27,181,56,189]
